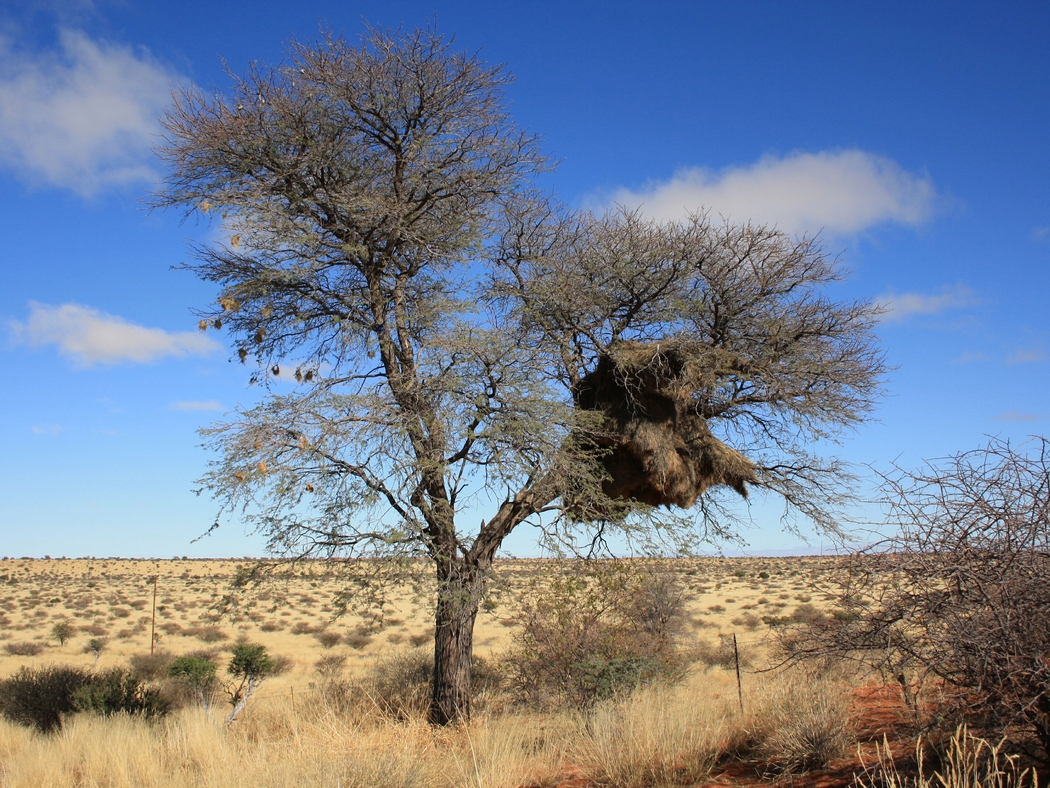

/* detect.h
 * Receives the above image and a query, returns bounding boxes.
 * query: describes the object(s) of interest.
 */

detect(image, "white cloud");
[0,29,182,195]
[171,400,223,411]
[1033,227,1050,242]
[32,424,63,435]
[877,285,976,323]
[1006,348,1045,364]
[10,302,221,366]
[993,410,1040,422]
[605,149,939,235]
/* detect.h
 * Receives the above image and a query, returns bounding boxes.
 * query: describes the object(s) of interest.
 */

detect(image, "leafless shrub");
[506,562,689,708]
[786,437,1050,758]
[4,641,43,656]
[315,630,342,649]
[129,651,176,681]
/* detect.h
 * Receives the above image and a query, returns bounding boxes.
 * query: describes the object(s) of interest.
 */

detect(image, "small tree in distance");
[50,620,75,647]
[154,24,884,724]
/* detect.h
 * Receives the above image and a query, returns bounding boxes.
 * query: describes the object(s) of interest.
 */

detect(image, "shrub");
[72,668,169,719]
[345,630,373,649]
[507,562,689,708]
[315,630,342,649]
[128,650,175,681]
[366,647,502,719]
[790,438,1050,758]
[4,641,43,656]
[0,665,92,732]
[84,637,107,666]
[693,634,750,670]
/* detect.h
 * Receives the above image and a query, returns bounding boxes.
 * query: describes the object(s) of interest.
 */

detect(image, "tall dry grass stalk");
[855,727,1038,788]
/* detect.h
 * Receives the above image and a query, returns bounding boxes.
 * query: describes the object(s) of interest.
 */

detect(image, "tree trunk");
[430,559,483,725]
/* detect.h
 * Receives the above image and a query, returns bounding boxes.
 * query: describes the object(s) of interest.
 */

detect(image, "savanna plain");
[0,556,1025,788]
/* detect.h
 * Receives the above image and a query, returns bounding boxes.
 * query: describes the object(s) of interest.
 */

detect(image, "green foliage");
[168,655,218,691]
[508,562,689,707]
[0,665,91,733]
[72,668,169,719]
[228,641,274,679]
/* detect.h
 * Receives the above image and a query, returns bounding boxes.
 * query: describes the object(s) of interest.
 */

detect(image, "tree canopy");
[155,24,885,723]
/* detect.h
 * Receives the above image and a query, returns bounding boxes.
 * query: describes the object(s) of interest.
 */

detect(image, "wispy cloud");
[1006,348,1046,364]
[952,351,989,364]
[10,302,221,366]
[993,410,1040,423]
[32,423,63,435]
[603,150,939,235]
[0,29,183,195]
[171,400,223,412]
[878,285,976,323]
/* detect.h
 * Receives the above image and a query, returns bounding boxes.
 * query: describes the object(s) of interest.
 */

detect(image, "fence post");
[733,632,744,713]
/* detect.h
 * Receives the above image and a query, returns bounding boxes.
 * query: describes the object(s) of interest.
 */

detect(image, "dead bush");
[4,641,44,656]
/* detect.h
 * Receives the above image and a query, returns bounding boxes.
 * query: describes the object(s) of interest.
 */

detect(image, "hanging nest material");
[572,339,757,511]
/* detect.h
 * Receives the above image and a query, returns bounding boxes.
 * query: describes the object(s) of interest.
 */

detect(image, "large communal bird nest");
[573,339,758,511]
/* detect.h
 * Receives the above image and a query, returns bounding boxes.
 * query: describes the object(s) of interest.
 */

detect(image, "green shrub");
[72,668,169,719]
[0,665,92,732]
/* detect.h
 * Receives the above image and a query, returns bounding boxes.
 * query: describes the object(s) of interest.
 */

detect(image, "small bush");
[188,625,228,643]
[693,634,750,670]
[408,629,434,647]
[315,630,342,649]
[345,630,373,650]
[129,650,175,681]
[0,665,92,732]
[4,641,43,656]
[315,653,347,679]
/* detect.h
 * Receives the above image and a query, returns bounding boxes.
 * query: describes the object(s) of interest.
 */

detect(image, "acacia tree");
[155,25,884,724]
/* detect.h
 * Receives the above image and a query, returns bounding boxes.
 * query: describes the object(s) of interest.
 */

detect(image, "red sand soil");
[537,683,916,788]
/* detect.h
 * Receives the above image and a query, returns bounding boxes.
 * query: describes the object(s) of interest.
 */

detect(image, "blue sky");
[1,1,1047,558]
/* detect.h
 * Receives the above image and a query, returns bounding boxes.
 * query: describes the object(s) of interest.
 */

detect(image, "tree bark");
[430,558,483,725]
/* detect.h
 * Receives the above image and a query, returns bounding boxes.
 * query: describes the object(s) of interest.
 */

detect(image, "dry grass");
[855,726,1039,788]
[0,665,854,788]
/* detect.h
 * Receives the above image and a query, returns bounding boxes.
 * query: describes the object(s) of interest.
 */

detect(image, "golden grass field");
[0,555,859,788]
